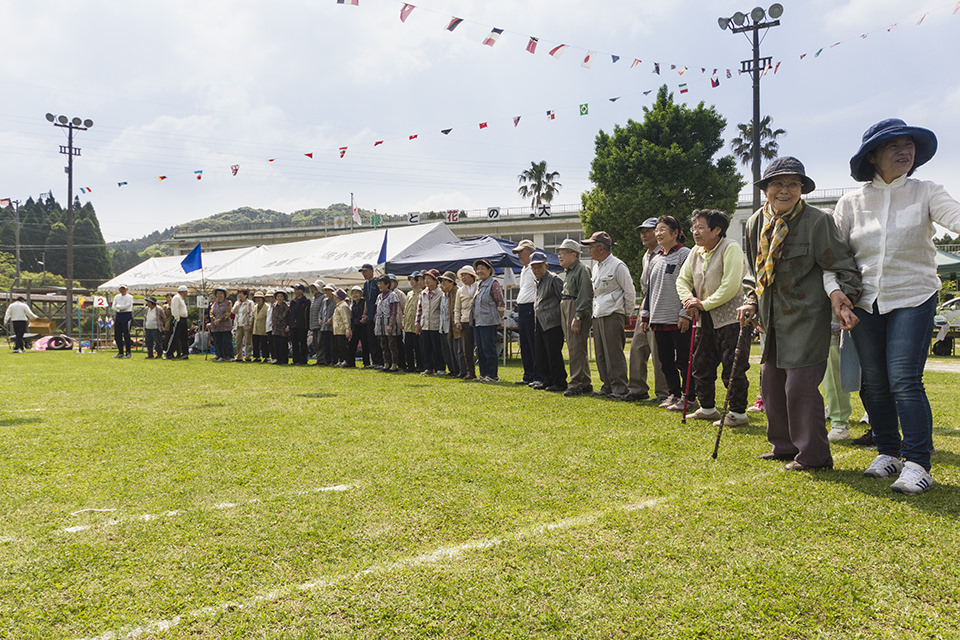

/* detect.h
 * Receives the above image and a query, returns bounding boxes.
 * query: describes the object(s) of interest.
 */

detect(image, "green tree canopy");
[580,85,744,282]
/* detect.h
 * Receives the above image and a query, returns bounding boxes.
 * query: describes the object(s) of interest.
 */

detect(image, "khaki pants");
[234,325,253,359]
[561,300,592,391]
[628,322,668,399]
[593,313,629,396]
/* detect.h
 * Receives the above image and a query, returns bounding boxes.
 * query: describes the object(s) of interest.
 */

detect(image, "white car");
[937,297,960,328]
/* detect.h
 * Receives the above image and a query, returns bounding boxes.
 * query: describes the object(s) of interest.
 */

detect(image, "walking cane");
[680,317,698,424]
[711,323,752,459]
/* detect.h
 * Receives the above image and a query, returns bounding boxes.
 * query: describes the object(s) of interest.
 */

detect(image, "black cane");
[711,323,752,460]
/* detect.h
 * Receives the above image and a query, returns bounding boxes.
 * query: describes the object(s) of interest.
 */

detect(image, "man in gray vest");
[624,217,669,403]
[529,251,566,392]
[676,209,750,427]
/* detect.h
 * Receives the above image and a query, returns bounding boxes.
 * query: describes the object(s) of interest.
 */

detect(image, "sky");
[1,0,958,243]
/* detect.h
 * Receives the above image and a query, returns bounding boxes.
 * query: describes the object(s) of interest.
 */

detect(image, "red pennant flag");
[268,158,275,162]
[339,147,348,158]
[631,59,641,68]
[479,122,488,129]
[482,28,503,47]
[400,3,415,22]
[548,44,568,58]
[446,17,463,31]
[305,153,313,158]
[887,23,896,32]
[157,176,167,181]
[374,140,383,146]
[701,67,706,73]
[917,12,928,25]
[409,134,418,140]
[774,61,781,74]
[231,164,239,176]
[526,37,538,53]
[954,1,960,15]
[513,116,521,127]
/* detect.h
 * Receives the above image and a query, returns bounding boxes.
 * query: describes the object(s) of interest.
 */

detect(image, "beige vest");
[690,237,745,329]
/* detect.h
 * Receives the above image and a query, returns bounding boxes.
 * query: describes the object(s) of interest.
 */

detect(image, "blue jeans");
[851,294,937,470]
[474,325,498,379]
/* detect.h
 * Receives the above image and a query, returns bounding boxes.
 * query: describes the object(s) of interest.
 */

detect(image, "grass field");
[2,346,960,639]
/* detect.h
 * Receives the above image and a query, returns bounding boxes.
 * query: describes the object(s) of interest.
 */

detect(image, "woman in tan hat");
[251,291,270,362]
[438,271,462,377]
[455,266,478,379]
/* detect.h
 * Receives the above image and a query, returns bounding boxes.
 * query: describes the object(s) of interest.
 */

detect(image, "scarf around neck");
[755,200,803,298]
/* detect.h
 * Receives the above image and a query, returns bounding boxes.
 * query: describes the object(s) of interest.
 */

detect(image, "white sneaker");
[860,412,870,424]
[890,461,934,495]
[712,413,750,428]
[689,407,721,421]
[658,394,679,409]
[827,425,850,442]
[863,454,904,478]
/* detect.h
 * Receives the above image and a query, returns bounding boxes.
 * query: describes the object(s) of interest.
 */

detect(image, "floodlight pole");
[47,114,93,336]
[721,10,781,212]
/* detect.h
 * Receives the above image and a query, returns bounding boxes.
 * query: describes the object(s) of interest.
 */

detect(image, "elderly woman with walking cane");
[738,157,862,471]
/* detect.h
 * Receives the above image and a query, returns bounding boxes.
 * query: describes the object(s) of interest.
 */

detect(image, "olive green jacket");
[743,202,862,369]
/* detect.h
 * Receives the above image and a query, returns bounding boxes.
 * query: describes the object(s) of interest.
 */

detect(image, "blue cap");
[528,250,548,265]
[636,217,658,231]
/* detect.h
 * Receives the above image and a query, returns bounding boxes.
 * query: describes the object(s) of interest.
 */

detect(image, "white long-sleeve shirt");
[516,265,537,304]
[828,175,960,314]
[591,253,636,318]
[170,294,188,320]
[112,293,133,313]
[4,300,38,323]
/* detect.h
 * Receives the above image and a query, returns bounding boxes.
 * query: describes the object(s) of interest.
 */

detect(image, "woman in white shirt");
[833,118,960,494]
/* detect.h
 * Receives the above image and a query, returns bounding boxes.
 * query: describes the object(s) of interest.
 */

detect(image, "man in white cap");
[165,285,190,360]
[4,295,38,353]
[111,284,134,358]
[583,231,636,400]
[625,218,669,403]
[557,238,594,396]
[512,239,542,386]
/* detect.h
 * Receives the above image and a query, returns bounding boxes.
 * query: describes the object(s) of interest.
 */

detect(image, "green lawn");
[2,347,960,639]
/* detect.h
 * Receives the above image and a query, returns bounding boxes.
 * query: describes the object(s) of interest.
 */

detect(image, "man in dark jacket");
[287,283,312,364]
[360,263,383,368]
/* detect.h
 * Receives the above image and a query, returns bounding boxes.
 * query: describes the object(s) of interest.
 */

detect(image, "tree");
[729,115,786,168]
[581,85,744,283]
[517,161,562,213]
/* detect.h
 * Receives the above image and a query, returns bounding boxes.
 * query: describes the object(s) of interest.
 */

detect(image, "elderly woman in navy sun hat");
[832,119,960,495]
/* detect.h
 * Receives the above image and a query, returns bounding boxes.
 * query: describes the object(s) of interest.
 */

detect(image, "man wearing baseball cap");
[359,263,383,368]
[165,285,190,360]
[111,284,134,358]
[625,218,669,403]
[557,238,594,396]
[583,231,636,400]
[512,239,542,386]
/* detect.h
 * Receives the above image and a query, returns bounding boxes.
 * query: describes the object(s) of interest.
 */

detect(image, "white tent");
[100,223,458,291]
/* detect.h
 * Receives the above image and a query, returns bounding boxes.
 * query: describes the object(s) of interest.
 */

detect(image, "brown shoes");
[784,460,834,471]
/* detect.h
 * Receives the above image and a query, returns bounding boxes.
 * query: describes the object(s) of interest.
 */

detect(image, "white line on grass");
[61,484,356,535]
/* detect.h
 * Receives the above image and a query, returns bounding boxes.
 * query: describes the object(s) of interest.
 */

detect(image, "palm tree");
[729,116,786,167]
[517,161,562,214]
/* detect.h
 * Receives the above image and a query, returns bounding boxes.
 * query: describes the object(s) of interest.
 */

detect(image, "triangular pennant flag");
[726,69,732,78]
[548,44,568,58]
[231,164,239,175]
[374,140,383,146]
[339,147,348,158]
[336,0,359,4]
[482,28,503,47]
[679,83,688,94]
[670,64,676,70]
[180,243,202,274]
[774,61,781,74]
[579,103,589,116]
[581,51,595,68]
[546,110,555,120]
[409,134,418,140]
[677,66,686,75]
[860,33,868,38]
[117,181,128,187]
[80,187,91,194]
[305,153,314,158]
[377,229,388,264]
[710,77,719,88]
[830,42,841,48]
[631,59,641,68]
[526,37,538,54]
[611,55,620,63]
[441,129,452,135]
[954,1,960,15]
[479,122,488,129]
[268,158,276,162]
[642,90,652,95]
[157,176,167,181]
[608,96,620,102]
[701,67,706,73]
[712,68,717,75]
[800,53,807,59]
[814,48,824,57]
[194,170,202,180]
[446,17,463,31]
[400,3,415,22]
[653,62,660,74]
[513,116,521,127]
[887,24,896,32]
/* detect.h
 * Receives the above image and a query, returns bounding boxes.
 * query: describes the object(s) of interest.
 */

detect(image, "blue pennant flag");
[377,230,388,265]
[181,242,203,274]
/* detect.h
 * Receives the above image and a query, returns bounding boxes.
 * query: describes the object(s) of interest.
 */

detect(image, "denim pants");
[474,325,498,379]
[851,294,937,470]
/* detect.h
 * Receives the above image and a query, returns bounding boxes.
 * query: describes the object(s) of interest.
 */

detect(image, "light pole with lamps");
[45,113,93,337]
[718,4,783,213]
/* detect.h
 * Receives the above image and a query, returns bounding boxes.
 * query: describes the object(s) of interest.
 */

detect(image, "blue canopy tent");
[387,235,563,275]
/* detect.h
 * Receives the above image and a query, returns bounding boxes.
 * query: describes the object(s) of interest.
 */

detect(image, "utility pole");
[718,5,782,212]
[46,113,93,336]
[9,199,21,288]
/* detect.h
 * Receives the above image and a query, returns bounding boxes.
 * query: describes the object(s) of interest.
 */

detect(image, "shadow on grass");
[809,468,960,518]
[297,392,337,399]
[0,416,42,427]
[933,426,960,439]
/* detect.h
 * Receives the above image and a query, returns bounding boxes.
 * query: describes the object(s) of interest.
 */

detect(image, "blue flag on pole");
[377,230,388,265]
[181,243,203,274]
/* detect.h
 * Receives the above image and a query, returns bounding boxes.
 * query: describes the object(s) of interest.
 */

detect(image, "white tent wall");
[100,223,458,291]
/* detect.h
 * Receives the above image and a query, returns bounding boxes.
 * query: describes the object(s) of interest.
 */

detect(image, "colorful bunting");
[579,103,588,116]
[194,170,202,180]
[446,17,463,31]
[581,51,594,68]
[642,90,652,95]
[336,0,359,4]
[374,140,384,146]
[526,37,538,54]
[653,62,660,75]
[268,158,275,162]
[399,3,415,22]
[774,61,781,74]
[409,134,418,140]
[339,147,348,158]
[548,44,568,58]
[814,48,824,57]
[917,12,928,25]
[955,1,960,16]
[679,83,688,94]
[231,165,239,175]
[479,122,488,129]
[157,176,167,182]
[513,116,521,127]
[80,187,91,194]
[678,66,687,75]
[546,110,555,120]
[710,77,719,88]
[726,69,732,78]
[305,153,314,158]
[482,28,503,47]
[441,129,452,135]
[611,55,620,63]
[887,24,897,31]
[609,97,620,102]
[631,59,641,68]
